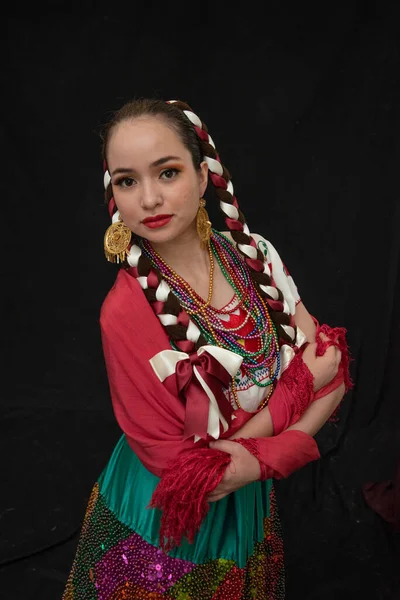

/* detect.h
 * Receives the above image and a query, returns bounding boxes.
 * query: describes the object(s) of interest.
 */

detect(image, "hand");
[302,333,342,392]
[207,440,261,502]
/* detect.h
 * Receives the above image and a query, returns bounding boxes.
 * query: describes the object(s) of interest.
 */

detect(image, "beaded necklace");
[140,230,280,409]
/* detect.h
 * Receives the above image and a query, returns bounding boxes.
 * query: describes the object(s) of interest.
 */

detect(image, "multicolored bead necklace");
[140,230,280,409]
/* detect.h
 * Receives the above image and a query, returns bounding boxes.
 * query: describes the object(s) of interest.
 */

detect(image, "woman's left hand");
[207,439,261,502]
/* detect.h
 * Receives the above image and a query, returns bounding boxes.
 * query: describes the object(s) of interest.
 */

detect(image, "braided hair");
[100,98,296,353]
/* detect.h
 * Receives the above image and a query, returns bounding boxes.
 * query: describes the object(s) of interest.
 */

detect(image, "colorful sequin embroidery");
[62,484,284,599]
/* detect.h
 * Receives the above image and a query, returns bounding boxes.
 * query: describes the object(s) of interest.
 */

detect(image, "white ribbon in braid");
[103,168,201,343]
[103,100,294,347]
[168,100,295,343]
[127,241,202,344]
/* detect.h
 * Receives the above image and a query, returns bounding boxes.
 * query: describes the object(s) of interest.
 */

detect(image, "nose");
[140,179,162,210]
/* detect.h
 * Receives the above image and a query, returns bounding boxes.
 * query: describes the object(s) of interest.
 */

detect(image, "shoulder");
[100,269,147,329]
[101,269,140,312]
[100,268,171,354]
[219,230,276,262]
[219,230,300,312]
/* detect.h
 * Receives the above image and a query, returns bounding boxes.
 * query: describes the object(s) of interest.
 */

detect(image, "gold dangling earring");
[104,214,132,263]
[196,198,212,249]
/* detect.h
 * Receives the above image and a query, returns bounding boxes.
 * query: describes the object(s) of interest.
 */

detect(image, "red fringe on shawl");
[315,323,354,421]
[149,448,231,551]
[279,350,315,422]
[149,431,321,551]
[149,325,353,551]
[316,324,353,392]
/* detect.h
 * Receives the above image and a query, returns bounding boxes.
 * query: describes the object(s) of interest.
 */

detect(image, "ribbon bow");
[150,345,243,441]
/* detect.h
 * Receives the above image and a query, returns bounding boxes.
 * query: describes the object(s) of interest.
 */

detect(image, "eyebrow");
[111,155,183,176]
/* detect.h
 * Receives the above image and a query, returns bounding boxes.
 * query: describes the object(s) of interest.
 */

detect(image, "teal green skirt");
[63,435,285,599]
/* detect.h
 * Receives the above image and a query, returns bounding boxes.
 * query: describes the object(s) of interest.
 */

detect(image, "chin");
[139,227,180,245]
[139,221,197,245]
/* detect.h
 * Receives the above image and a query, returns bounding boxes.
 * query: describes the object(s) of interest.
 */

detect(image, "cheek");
[112,189,135,213]
[183,178,201,202]
[181,188,200,215]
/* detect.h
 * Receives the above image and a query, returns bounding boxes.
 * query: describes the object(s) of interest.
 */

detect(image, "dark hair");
[100,98,296,351]
[101,97,203,172]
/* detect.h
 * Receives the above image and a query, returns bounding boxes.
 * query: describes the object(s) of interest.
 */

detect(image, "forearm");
[228,406,274,440]
[229,380,345,441]
[286,382,345,437]
[230,384,345,485]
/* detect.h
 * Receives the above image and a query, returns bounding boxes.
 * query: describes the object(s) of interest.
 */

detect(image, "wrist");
[267,354,315,435]
[234,430,320,481]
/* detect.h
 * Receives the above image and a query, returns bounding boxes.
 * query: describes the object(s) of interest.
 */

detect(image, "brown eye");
[119,177,135,188]
[160,168,179,180]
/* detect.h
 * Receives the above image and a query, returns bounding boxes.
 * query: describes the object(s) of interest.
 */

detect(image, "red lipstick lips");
[142,214,173,229]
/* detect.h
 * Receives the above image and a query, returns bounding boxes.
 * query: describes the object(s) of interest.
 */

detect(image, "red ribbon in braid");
[150,323,352,550]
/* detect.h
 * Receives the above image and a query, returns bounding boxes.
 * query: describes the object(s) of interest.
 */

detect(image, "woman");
[62,98,351,599]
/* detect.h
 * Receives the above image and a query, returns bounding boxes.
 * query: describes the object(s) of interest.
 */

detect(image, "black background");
[2,2,399,598]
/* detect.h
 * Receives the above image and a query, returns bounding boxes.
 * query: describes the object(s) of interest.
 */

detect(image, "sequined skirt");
[62,435,285,599]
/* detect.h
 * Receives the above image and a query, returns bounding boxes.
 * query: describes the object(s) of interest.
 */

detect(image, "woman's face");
[107,116,208,246]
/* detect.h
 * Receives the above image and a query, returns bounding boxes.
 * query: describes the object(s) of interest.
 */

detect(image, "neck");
[149,228,210,276]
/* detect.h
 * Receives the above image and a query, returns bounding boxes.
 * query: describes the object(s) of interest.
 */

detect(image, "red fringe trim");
[316,324,353,392]
[280,350,315,420]
[148,448,231,551]
[315,323,354,422]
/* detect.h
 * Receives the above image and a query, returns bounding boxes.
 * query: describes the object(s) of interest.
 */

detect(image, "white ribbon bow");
[150,345,243,441]
[279,326,308,376]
